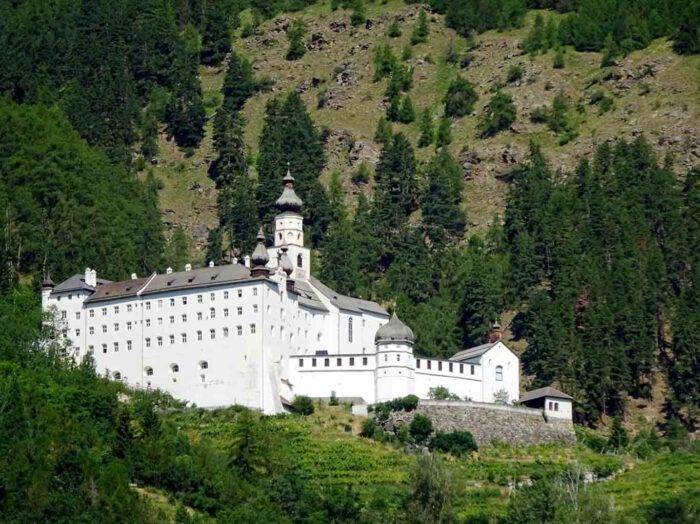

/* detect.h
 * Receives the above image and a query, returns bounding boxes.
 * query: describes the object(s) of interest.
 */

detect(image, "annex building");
[42,171,523,414]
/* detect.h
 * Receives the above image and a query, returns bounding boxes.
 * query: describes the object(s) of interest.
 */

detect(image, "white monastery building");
[42,171,523,414]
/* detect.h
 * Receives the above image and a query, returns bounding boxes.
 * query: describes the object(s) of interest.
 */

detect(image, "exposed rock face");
[349,140,380,167]
[385,400,576,446]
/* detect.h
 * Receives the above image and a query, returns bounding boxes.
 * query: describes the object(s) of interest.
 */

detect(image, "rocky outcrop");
[386,400,576,446]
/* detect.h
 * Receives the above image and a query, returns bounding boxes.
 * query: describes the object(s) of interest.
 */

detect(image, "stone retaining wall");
[387,400,576,446]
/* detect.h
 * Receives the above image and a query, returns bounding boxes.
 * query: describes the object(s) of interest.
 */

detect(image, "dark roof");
[140,264,262,296]
[53,274,112,294]
[449,342,498,362]
[84,277,151,304]
[520,386,573,403]
[293,280,329,312]
[309,276,387,316]
[275,186,303,212]
[375,313,414,343]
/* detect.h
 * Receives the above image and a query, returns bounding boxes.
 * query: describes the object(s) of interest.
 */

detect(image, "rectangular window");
[460,364,464,374]
[182,297,187,305]
[114,323,119,332]
[224,291,229,299]
[197,294,202,303]
[337,358,342,366]
[75,312,81,320]
[397,354,401,362]
[61,310,67,320]
[102,307,107,316]
[197,312,202,320]
[362,357,368,366]
[253,304,258,313]
[88,345,94,354]
[210,293,215,301]
[237,326,242,336]
[127,304,132,313]
[299,359,304,367]
[210,308,216,319]
[223,327,229,338]
[427,361,432,370]
[182,314,187,322]
[146,338,151,348]
[127,340,132,351]
[76,328,81,337]
[169,316,174,324]
[548,401,553,411]
[555,402,559,411]
[146,302,151,311]
[170,298,175,307]
[210,329,215,340]
[250,324,256,334]
[89,326,94,335]
[449,363,453,372]
[127,321,132,330]
[348,317,353,342]
[349,357,355,366]
[114,306,119,314]
[197,330,202,341]
[158,299,162,308]
[253,288,258,296]
[438,362,442,371]
[113,342,118,352]
[182,333,187,343]
[312,358,317,367]
[238,289,243,298]
[470,365,475,375]
[102,325,107,333]
[237,307,243,316]
[169,334,175,344]
[416,359,421,369]
[102,344,107,354]
[90,310,94,318]
[145,319,150,327]
[224,308,229,317]
[157,336,163,347]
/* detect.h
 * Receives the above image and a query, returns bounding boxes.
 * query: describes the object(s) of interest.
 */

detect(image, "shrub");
[507,64,523,83]
[350,1,366,27]
[429,431,478,456]
[387,18,401,38]
[329,391,339,406]
[351,163,370,184]
[607,415,628,451]
[428,386,460,400]
[409,414,433,444]
[291,395,314,415]
[402,394,419,412]
[360,418,377,438]
[553,49,565,69]
[410,9,429,45]
[477,91,516,137]
[444,76,478,118]
[530,106,549,123]
[286,19,306,61]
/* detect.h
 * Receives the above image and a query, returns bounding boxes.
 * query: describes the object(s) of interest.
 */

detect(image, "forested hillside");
[1,0,700,434]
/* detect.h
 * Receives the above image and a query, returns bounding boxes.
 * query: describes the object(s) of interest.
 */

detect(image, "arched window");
[113,371,121,380]
[199,361,208,370]
[145,367,153,376]
[297,254,303,267]
[495,365,503,381]
[170,363,179,373]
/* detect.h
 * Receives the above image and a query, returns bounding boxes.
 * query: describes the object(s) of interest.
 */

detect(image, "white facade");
[42,172,524,414]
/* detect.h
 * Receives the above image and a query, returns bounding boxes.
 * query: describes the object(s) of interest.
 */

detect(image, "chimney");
[85,267,96,287]
[185,263,192,271]
[488,321,503,343]
[131,273,137,280]
[208,261,214,268]
[166,267,173,274]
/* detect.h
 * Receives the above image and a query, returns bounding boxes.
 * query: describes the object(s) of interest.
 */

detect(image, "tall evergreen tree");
[164,44,205,149]
[221,52,257,111]
[200,2,231,66]
[422,149,466,244]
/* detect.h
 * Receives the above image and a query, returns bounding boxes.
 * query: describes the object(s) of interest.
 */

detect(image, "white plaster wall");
[480,342,520,404]
[44,289,90,358]
[544,397,572,419]
[414,360,484,401]
[289,355,377,403]
[375,342,415,402]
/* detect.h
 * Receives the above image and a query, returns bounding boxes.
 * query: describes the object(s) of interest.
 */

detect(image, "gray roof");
[449,342,498,362]
[292,280,329,312]
[309,276,388,316]
[53,274,112,294]
[375,313,414,343]
[251,228,270,266]
[520,386,573,403]
[84,277,151,304]
[141,264,263,296]
[275,186,303,212]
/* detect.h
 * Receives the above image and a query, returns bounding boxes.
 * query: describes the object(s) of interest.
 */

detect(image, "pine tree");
[477,90,516,137]
[387,92,402,122]
[350,0,367,27]
[165,227,192,271]
[422,149,466,244]
[418,108,434,148]
[286,19,306,61]
[411,9,429,45]
[374,116,393,146]
[436,116,452,147]
[522,13,545,55]
[219,176,259,256]
[387,18,402,38]
[222,52,256,111]
[206,228,224,265]
[200,2,231,66]
[165,45,205,149]
[398,95,416,123]
[444,76,479,118]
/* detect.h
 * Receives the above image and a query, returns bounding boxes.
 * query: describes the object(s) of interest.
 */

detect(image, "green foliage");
[444,0,527,37]
[443,76,479,118]
[418,108,434,147]
[375,116,393,145]
[409,413,433,444]
[200,2,231,66]
[287,19,307,60]
[221,52,258,111]
[428,385,461,400]
[352,162,371,185]
[292,395,315,415]
[607,415,629,451]
[436,116,452,146]
[477,91,516,137]
[410,9,430,45]
[507,64,524,83]
[429,431,478,456]
[398,95,416,123]
[387,18,402,37]
[350,0,367,27]
[165,227,192,271]
[405,454,455,524]
[165,46,206,148]
[553,48,565,69]
[373,42,398,82]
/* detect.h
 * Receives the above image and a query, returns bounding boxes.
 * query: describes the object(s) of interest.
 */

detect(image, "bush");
[351,163,370,184]
[507,64,523,83]
[444,76,478,118]
[553,49,565,69]
[291,395,314,415]
[402,394,419,411]
[329,391,339,406]
[387,18,401,38]
[477,91,516,137]
[429,431,478,456]
[428,386,460,400]
[409,414,433,444]
[360,418,377,438]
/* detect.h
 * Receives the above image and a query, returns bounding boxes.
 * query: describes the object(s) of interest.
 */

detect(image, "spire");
[42,272,55,289]
[275,165,303,213]
[278,246,294,277]
[250,227,270,277]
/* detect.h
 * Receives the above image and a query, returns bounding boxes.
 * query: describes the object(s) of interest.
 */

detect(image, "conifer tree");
[165,227,192,271]
[200,2,231,66]
[165,45,205,149]
[436,116,452,147]
[418,108,434,148]
[222,52,257,111]
[444,76,479,118]
[286,19,306,61]
[398,95,416,123]
[477,91,516,137]
[387,18,402,38]
[374,116,393,146]
[411,9,429,45]
[522,13,546,55]
[206,228,224,265]
[422,149,466,244]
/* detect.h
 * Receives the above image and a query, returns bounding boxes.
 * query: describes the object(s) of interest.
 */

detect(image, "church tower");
[267,168,310,280]
[374,313,415,402]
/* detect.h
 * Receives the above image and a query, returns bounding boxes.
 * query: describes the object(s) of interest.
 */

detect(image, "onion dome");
[279,247,294,277]
[42,273,55,288]
[375,313,415,344]
[251,227,270,267]
[275,168,303,213]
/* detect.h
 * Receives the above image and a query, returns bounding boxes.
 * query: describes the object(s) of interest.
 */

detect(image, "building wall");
[479,343,519,404]
[289,354,377,403]
[414,359,484,401]
[544,397,573,420]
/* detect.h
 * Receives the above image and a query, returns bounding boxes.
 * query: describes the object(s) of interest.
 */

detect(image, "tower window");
[495,365,503,381]
[297,254,303,268]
